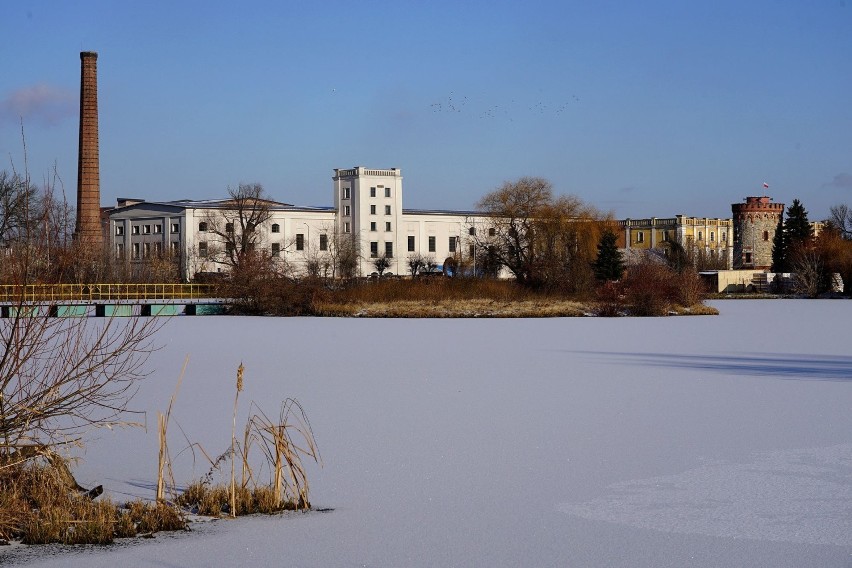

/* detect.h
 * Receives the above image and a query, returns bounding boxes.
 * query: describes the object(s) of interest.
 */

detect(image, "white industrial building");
[108,167,494,280]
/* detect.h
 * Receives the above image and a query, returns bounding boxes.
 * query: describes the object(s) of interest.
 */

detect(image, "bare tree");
[830,204,852,240]
[203,183,274,270]
[372,255,392,277]
[475,177,607,291]
[0,306,162,453]
[407,253,427,277]
[0,171,36,248]
[424,256,438,274]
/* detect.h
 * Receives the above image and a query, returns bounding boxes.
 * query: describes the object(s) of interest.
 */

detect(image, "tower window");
[370,187,376,197]
[763,231,769,241]
[385,187,391,198]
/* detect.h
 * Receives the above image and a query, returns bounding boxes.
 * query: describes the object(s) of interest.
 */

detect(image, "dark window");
[763,231,769,241]
[320,234,328,251]
[296,233,305,251]
[199,242,208,258]
[370,205,376,215]
[408,235,415,252]
[370,187,376,198]
[226,242,234,253]
[226,222,234,234]
[469,227,476,236]
[343,187,350,199]
[171,223,180,233]
[371,222,377,231]
[271,243,280,257]
[488,227,496,237]
[385,205,391,215]
[370,241,378,258]
[271,223,280,233]
[132,225,140,235]
[199,222,208,232]
[429,236,436,252]
[449,237,457,253]
[386,222,391,231]
[385,187,391,198]
[385,242,393,258]
[115,225,124,236]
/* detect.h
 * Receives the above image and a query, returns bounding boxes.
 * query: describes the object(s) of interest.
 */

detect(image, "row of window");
[197,222,281,233]
[340,186,393,201]
[370,242,394,258]
[116,223,180,236]
[195,233,331,258]
[634,230,727,244]
[116,241,180,259]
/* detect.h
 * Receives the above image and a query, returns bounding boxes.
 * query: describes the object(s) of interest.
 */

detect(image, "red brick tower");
[75,51,103,246]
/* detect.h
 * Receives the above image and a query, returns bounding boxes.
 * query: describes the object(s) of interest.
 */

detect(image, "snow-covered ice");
[6,299,852,567]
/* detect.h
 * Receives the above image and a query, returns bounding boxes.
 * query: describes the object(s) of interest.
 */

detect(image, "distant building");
[108,167,497,280]
[616,215,734,268]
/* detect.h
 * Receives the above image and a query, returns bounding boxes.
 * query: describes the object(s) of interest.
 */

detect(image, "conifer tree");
[785,199,813,248]
[772,199,813,273]
[592,230,624,281]
[771,217,786,272]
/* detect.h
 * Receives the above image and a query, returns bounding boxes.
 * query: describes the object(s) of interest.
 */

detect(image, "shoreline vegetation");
[221,267,718,318]
[313,298,719,318]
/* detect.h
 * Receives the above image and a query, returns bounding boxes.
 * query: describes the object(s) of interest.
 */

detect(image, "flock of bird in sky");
[428,92,581,120]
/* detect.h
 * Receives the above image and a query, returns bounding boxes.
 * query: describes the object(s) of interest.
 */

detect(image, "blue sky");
[1,0,850,220]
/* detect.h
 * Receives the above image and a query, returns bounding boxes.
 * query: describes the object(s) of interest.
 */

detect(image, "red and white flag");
[763,182,769,189]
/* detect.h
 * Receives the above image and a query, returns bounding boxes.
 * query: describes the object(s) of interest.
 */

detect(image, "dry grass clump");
[334,278,535,304]
[0,455,185,544]
[176,482,298,516]
[320,299,588,317]
[166,366,322,519]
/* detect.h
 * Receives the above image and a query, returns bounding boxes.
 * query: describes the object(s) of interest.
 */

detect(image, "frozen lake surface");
[7,300,852,567]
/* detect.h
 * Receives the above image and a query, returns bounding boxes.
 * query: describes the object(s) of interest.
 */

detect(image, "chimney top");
[80,51,98,59]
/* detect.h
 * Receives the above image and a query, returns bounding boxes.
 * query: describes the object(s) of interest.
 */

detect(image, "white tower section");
[332,166,403,276]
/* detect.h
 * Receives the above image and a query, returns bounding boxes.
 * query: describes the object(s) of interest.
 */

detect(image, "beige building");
[616,215,734,268]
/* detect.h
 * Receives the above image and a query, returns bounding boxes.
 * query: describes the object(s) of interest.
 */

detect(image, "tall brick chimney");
[75,51,103,246]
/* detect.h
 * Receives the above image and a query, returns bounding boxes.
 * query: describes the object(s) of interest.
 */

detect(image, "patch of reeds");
[167,365,322,518]
[0,454,186,544]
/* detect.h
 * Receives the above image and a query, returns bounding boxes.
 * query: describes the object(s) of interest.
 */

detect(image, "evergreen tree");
[592,230,624,281]
[772,199,813,273]
[785,199,813,248]
[771,216,786,272]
